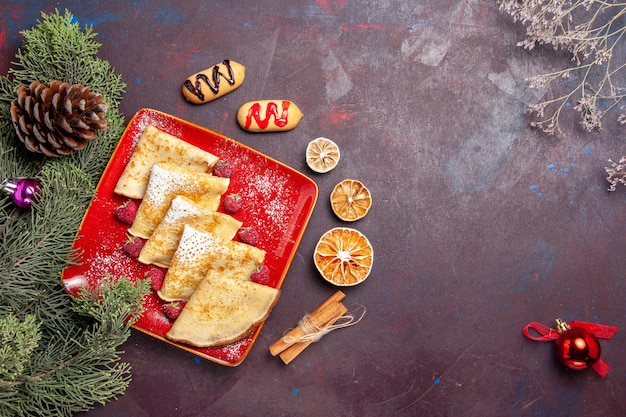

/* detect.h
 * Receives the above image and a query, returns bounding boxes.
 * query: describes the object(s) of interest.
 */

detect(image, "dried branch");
[499,0,626,134]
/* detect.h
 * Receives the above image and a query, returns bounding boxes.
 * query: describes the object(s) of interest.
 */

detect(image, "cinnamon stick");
[278,302,348,364]
[270,290,346,357]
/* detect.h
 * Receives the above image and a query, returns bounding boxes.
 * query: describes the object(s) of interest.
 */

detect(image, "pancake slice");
[157,225,266,301]
[128,163,229,239]
[166,271,280,348]
[138,195,242,268]
[114,124,219,199]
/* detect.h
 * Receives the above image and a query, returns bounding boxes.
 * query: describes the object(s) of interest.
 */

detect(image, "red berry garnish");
[162,301,186,320]
[122,236,144,258]
[223,193,243,214]
[238,226,259,246]
[145,268,165,292]
[251,265,270,285]
[114,200,138,224]
[213,159,235,178]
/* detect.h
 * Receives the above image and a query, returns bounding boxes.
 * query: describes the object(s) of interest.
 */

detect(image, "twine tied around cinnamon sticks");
[286,310,363,343]
[270,291,365,364]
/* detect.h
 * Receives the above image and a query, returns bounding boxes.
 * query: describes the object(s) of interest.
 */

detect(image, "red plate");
[61,108,318,366]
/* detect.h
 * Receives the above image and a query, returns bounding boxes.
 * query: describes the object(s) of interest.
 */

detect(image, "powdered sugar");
[221,338,248,361]
[174,225,222,266]
[79,248,139,286]
[150,114,183,139]
[144,164,202,206]
[165,196,200,222]
[240,168,296,235]
[135,109,184,140]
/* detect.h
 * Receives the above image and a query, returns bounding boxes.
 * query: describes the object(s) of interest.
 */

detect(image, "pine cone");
[10,80,109,157]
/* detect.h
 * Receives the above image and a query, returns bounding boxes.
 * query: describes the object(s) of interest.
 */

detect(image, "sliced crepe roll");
[138,195,242,268]
[166,271,280,348]
[114,124,219,199]
[158,225,265,301]
[128,163,229,239]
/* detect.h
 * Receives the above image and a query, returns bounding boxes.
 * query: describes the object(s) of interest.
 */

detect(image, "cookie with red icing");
[237,100,303,132]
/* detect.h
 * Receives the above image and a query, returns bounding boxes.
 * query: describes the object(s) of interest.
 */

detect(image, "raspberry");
[238,226,259,246]
[251,265,270,285]
[145,268,165,291]
[122,236,144,258]
[162,301,186,320]
[114,200,138,224]
[223,193,243,214]
[213,159,235,178]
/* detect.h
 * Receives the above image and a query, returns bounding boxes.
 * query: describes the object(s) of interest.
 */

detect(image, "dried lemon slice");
[306,137,340,173]
[313,227,373,286]
[330,179,372,221]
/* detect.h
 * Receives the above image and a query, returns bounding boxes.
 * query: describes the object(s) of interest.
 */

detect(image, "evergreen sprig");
[0,9,148,417]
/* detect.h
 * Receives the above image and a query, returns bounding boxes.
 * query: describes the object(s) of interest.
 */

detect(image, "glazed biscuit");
[237,100,304,132]
[182,60,245,104]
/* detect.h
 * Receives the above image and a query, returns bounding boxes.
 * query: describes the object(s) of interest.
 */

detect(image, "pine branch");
[0,9,147,417]
[8,9,125,105]
[1,277,148,417]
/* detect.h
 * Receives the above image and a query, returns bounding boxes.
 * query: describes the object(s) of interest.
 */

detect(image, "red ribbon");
[523,320,620,378]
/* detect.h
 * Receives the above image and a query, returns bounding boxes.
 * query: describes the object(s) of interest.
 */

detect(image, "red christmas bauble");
[555,325,601,370]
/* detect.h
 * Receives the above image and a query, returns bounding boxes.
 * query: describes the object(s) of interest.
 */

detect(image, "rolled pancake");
[128,163,229,239]
[158,225,265,301]
[166,271,280,348]
[138,195,242,268]
[114,124,219,199]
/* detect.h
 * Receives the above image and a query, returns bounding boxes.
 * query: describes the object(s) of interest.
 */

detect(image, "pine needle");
[0,9,147,417]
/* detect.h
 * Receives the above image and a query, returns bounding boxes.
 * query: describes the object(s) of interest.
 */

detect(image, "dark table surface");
[2,1,625,416]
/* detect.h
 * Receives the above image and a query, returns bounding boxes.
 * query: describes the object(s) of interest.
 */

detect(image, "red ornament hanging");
[523,318,619,377]
[1,177,41,209]
[554,319,601,370]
